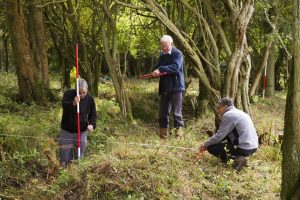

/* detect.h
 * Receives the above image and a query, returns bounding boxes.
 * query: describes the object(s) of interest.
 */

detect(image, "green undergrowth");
[0,73,284,199]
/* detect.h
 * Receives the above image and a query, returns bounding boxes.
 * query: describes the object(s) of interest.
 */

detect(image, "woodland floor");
[0,73,284,200]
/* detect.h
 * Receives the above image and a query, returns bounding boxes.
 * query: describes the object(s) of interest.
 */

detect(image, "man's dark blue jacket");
[156,47,185,94]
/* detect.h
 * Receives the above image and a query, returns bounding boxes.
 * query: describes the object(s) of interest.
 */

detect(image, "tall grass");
[0,73,283,199]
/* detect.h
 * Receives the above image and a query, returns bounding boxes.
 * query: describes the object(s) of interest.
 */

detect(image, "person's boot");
[175,127,183,139]
[233,156,247,172]
[160,128,168,140]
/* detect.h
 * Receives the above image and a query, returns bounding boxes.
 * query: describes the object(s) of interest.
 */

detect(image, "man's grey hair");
[160,35,173,44]
[219,97,234,107]
[76,78,88,90]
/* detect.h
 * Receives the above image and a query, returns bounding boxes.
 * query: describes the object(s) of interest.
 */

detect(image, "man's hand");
[195,144,207,161]
[199,144,207,153]
[152,69,160,75]
[73,95,80,106]
[87,125,94,132]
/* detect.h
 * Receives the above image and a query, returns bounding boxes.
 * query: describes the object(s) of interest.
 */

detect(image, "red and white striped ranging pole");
[262,63,267,99]
[76,44,81,159]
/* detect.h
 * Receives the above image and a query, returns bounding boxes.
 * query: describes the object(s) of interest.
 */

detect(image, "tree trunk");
[249,42,272,97]
[91,52,100,97]
[45,5,70,89]
[0,39,2,72]
[47,14,67,88]
[65,0,94,94]
[3,34,9,72]
[62,29,72,89]
[5,0,45,103]
[123,51,128,77]
[275,48,285,91]
[281,0,300,198]
[195,80,209,118]
[266,43,276,97]
[27,0,49,87]
[202,0,231,56]
[128,54,137,77]
[179,0,221,89]
[90,11,101,96]
[0,142,5,161]
[102,28,133,121]
[101,3,133,122]
[222,0,254,99]
[238,51,252,117]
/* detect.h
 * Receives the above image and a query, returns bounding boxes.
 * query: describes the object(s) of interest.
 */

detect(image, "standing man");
[152,35,185,139]
[198,97,258,171]
[59,79,97,167]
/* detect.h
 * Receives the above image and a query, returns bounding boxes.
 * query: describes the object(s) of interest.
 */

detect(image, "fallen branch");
[0,193,18,200]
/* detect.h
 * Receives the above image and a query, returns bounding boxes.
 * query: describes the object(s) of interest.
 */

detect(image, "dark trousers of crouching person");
[59,129,88,166]
[207,138,256,171]
[159,91,184,139]
[207,137,257,165]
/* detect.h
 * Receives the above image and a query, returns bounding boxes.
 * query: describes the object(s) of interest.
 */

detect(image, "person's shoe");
[160,128,168,140]
[60,162,67,168]
[175,127,183,139]
[233,156,247,172]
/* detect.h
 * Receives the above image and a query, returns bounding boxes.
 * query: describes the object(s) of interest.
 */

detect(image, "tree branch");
[135,10,157,19]
[26,0,68,8]
[179,0,219,60]
[181,30,218,72]
[0,193,17,200]
[202,0,232,55]
[112,0,148,11]
[223,0,235,14]
[264,9,292,59]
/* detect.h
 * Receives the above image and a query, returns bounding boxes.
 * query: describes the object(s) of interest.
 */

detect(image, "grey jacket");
[204,106,258,150]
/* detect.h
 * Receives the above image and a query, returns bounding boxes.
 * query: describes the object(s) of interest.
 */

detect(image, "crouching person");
[59,79,97,167]
[198,97,258,171]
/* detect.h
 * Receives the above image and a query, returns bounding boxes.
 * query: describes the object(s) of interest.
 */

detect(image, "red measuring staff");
[263,64,267,98]
[76,44,81,159]
[139,72,169,79]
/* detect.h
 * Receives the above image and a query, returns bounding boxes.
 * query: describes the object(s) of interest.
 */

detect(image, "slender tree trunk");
[62,7,72,89]
[275,48,284,91]
[129,54,137,77]
[3,34,9,72]
[0,39,2,72]
[281,0,300,199]
[92,53,100,97]
[202,0,231,56]
[65,0,94,94]
[123,51,128,77]
[47,4,72,89]
[63,30,72,89]
[0,142,5,161]
[249,42,272,97]
[90,11,100,96]
[102,28,132,121]
[266,43,276,97]
[5,0,44,103]
[223,0,254,99]
[195,80,209,118]
[101,3,133,121]
[238,51,252,117]
[46,14,67,88]
[179,0,221,89]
